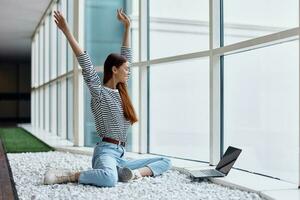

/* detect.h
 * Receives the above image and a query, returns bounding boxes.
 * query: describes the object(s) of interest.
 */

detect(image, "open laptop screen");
[216,146,242,175]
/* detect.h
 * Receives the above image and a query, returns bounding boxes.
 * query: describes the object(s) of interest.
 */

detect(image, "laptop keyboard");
[195,169,224,177]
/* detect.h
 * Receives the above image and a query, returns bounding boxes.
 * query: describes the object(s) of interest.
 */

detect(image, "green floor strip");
[0,128,54,153]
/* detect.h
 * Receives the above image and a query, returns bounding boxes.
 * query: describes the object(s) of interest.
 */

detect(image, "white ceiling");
[0,0,51,60]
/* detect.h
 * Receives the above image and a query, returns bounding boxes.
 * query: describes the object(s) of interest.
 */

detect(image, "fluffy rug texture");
[7,151,265,200]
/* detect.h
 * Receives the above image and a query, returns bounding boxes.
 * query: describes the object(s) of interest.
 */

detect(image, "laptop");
[189,146,242,181]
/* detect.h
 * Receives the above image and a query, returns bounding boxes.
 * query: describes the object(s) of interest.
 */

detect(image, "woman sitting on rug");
[43,8,172,187]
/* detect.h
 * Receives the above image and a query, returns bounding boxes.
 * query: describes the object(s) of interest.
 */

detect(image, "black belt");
[101,137,126,147]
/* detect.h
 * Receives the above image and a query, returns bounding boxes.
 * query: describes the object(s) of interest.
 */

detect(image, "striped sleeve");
[77,52,102,97]
[121,46,132,84]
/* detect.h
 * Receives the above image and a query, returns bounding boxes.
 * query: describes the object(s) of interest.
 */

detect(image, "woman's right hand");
[53,11,69,33]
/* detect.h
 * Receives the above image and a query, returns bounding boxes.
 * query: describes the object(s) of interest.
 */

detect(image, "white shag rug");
[7,151,265,200]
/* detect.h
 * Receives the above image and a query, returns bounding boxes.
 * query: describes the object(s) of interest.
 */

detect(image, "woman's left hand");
[117,8,131,29]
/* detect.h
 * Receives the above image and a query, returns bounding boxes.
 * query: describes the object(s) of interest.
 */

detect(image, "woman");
[43,9,172,187]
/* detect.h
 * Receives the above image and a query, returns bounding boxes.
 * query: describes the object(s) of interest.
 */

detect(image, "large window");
[83,0,137,149]
[50,4,57,79]
[45,16,50,83]
[224,0,298,45]
[128,66,140,152]
[67,77,73,141]
[149,0,209,59]
[85,0,125,66]
[224,40,299,182]
[149,58,210,161]
[128,0,139,63]
[57,0,67,75]
[39,25,44,85]
[36,90,39,128]
[67,0,74,72]
[30,0,300,184]
[45,85,50,132]
[57,81,62,137]
[31,2,74,143]
[50,82,57,135]
[84,80,100,147]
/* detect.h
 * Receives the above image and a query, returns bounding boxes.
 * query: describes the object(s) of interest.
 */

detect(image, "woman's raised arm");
[117,8,131,48]
[54,11,102,97]
[117,9,132,85]
[54,11,83,56]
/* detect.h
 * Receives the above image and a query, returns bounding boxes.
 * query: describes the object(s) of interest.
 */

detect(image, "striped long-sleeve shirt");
[76,47,132,143]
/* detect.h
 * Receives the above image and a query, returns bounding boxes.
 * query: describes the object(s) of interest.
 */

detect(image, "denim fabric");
[78,141,172,187]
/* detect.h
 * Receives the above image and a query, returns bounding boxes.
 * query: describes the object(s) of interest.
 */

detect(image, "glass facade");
[30,0,300,184]
[149,0,209,59]
[224,40,299,182]
[31,1,73,141]
[224,0,298,45]
[67,0,74,72]
[57,81,62,137]
[149,58,210,161]
[83,0,136,151]
[84,80,100,147]
[67,77,73,141]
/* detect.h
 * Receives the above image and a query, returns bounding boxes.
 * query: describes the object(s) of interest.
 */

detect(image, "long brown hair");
[103,53,138,124]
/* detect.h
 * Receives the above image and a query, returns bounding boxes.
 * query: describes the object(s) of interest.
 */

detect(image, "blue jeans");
[78,141,172,187]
